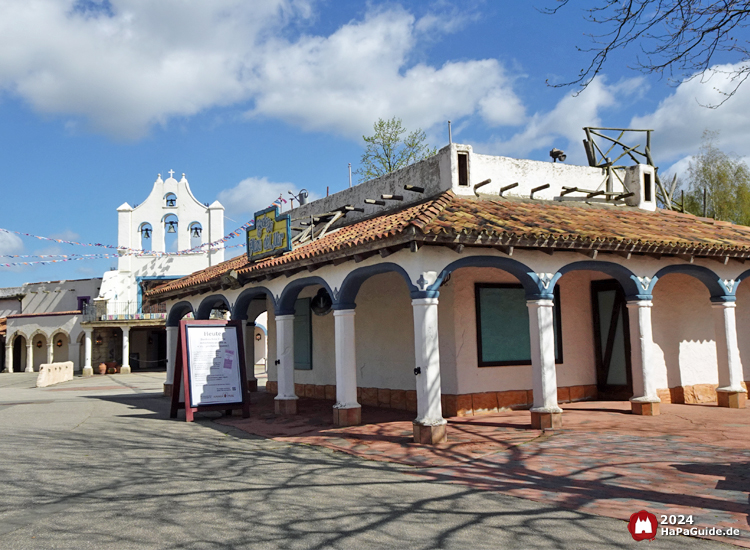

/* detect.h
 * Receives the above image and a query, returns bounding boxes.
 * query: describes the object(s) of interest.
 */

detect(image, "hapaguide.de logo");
[628,510,658,541]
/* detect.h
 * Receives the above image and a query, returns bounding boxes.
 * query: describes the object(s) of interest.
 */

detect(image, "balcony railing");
[82,301,167,322]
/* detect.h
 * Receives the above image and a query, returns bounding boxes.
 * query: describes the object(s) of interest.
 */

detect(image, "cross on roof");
[168,169,175,178]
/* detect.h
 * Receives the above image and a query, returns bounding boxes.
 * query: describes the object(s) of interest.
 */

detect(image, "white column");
[712,301,746,407]
[25,341,33,372]
[275,314,298,414]
[412,298,445,428]
[120,326,131,374]
[4,343,13,373]
[528,299,562,428]
[82,329,93,377]
[626,300,660,415]
[164,326,178,394]
[46,341,54,365]
[243,320,257,391]
[333,309,360,426]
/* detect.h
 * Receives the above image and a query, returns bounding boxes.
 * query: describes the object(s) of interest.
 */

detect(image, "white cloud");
[631,63,750,164]
[480,77,644,162]
[217,177,315,221]
[0,1,524,140]
[0,231,24,255]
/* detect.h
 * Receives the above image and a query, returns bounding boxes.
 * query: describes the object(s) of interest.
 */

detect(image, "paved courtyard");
[0,372,742,549]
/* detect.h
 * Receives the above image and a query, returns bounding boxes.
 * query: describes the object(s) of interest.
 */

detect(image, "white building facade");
[81,171,225,377]
[148,145,750,444]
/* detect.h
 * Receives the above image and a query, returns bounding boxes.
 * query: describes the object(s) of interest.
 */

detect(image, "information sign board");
[170,319,250,422]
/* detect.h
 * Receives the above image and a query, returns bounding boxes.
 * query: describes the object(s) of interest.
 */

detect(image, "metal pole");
[348,163,352,188]
[448,120,452,144]
[703,188,707,217]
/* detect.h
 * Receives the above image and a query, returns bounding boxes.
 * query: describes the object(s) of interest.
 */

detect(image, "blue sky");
[1,0,749,287]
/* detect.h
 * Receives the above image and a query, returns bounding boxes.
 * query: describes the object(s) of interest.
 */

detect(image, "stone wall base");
[274,398,298,415]
[413,422,447,444]
[333,406,361,427]
[657,382,749,405]
[264,382,598,418]
[530,411,563,430]
[717,390,747,409]
[631,401,660,416]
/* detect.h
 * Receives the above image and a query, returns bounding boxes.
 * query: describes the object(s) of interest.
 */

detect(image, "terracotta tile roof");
[148,191,750,299]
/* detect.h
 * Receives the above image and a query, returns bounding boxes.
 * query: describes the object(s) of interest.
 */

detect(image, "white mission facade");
[148,144,750,444]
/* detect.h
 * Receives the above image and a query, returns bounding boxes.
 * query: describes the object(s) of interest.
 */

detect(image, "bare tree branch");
[545,1,750,105]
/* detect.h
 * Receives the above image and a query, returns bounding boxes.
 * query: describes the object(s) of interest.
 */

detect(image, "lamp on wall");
[56,339,63,347]
[36,340,42,348]
[95,334,103,345]
[255,333,262,341]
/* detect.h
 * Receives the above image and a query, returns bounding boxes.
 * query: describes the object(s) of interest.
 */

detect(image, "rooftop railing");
[82,301,166,322]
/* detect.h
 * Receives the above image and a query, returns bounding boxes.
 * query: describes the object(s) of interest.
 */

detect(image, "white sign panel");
[186,325,243,407]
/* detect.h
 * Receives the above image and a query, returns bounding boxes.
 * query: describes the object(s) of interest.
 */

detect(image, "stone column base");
[163,383,173,397]
[247,379,258,393]
[530,410,563,429]
[412,422,447,445]
[120,365,131,375]
[333,406,361,427]
[631,401,660,415]
[82,366,93,377]
[717,389,747,409]
[275,398,298,415]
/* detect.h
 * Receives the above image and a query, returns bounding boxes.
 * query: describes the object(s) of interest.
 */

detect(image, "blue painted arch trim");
[335,263,420,310]
[231,286,276,321]
[429,256,549,299]
[277,276,334,316]
[552,261,648,300]
[166,301,195,327]
[651,264,733,302]
[195,294,231,320]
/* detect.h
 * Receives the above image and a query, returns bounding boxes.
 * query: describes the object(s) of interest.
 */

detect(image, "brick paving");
[217,393,750,547]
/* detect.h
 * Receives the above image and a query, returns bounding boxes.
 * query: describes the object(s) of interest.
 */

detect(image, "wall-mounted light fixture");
[255,333,262,341]
[56,339,63,347]
[36,340,43,348]
[95,335,103,345]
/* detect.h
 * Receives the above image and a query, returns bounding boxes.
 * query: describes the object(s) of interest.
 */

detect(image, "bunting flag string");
[0,242,247,268]
[0,220,254,258]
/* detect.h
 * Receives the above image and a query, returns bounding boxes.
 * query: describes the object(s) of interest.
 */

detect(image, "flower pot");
[98,363,107,375]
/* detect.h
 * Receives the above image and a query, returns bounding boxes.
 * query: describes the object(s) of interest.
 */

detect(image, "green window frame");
[293,298,313,370]
[475,283,563,367]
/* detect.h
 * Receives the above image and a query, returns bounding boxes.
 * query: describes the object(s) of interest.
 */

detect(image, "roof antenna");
[348,163,352,188]
[448,120,452,144]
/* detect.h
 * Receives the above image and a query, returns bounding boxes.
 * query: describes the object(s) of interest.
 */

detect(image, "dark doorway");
[591,280,633,400]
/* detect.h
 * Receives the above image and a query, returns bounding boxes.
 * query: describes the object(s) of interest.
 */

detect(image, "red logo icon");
[628,510,657,541]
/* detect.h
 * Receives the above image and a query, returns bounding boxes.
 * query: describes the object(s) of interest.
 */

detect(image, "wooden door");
[591,280,633,399]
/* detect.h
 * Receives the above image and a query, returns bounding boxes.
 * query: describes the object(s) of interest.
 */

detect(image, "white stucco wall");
[6,313,83,371]
[106,173,225,305]
[444,267,599,395]
[735,282,750,382]
[20,278,101,314]
[651,273,719,388]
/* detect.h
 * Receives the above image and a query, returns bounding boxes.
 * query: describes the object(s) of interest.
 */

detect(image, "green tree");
[682,131,750,225]
[358,117,436,182]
